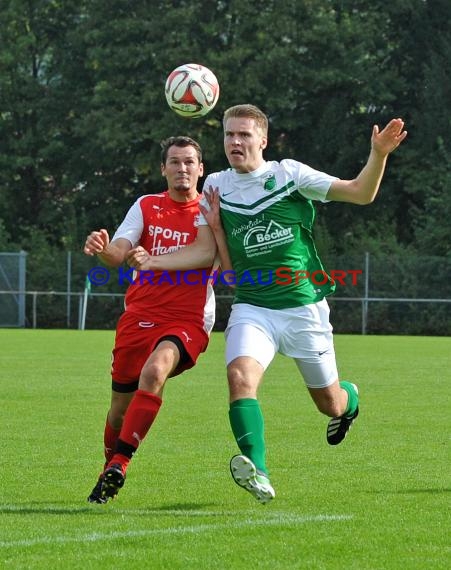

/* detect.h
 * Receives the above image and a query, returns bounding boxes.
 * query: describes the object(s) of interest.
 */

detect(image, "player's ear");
[261,136,268,150]
[199,162,204,177]
[160,163,166,176]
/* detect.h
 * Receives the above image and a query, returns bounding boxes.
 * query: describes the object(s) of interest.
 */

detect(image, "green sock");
[229,398,268,475]
[340,381,359,417]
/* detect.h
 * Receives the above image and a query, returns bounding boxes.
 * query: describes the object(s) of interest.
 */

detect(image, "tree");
[0,0,449,261]
[0,0,86,245]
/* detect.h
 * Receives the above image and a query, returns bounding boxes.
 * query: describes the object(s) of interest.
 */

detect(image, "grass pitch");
[1,330,450,569]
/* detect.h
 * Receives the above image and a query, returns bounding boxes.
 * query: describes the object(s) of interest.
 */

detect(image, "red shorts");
[111,311,210,388]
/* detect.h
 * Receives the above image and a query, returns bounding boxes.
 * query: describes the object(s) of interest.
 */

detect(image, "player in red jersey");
[83,136,217,503]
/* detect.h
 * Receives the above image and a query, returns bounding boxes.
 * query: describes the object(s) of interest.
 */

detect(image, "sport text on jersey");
[147,224,191,255]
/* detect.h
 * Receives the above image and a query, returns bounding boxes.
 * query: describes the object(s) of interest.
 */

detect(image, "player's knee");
[139,361,167,393]
[227,364,245,387]
[227,364,258,398]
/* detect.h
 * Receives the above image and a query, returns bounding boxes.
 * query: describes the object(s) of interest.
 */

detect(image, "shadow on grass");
[0,501,219,516]
[0,504,100,515]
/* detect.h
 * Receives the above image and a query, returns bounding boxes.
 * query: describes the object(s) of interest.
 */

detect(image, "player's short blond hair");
[223,104,268,137]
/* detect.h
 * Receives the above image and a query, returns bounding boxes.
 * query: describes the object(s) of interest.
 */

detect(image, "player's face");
[224,117,267,173]
[162,145,204,200]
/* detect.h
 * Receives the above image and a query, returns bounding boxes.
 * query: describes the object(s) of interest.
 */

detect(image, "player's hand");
[371,118,407,156]
[127,246,153,270]
[83,229,110,256]
[200,186,223,233]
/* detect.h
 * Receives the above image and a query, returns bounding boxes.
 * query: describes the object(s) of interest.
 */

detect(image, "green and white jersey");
[200,159,338,309]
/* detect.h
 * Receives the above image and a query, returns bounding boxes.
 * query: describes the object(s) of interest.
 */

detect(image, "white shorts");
[225,299,338,389]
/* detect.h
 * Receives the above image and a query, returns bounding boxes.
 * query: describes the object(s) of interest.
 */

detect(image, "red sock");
[103,419,121,466]
[108,390,162,471]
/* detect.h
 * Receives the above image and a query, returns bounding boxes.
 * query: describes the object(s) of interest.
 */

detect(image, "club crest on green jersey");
[263,173,276,192]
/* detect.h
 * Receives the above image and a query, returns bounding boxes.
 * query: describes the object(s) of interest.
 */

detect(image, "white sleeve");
[111,200,144,246]
[284,159,338,202]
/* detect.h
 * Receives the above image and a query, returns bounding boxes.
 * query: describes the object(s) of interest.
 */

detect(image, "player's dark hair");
[160,136,203,164]
[223,104,268,136]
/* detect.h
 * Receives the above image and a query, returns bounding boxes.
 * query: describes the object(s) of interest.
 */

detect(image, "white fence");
[1,289,450,335]
[1,251,450,334]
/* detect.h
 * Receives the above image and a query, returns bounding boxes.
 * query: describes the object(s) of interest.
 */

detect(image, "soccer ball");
[165,63,220,119]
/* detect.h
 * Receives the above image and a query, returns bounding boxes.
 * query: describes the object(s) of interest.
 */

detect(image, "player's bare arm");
[327,118,407,205]
[84,230,132,267]
[200,186,234,281]
[127,225,217,271]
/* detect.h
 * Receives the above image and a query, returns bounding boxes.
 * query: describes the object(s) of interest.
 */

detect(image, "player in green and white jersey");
[197,104,407,504]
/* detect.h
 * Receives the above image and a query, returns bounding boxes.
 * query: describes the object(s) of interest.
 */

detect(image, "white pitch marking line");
[0,514,352,549]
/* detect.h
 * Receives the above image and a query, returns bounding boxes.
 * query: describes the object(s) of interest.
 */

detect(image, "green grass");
[1,330,450,569]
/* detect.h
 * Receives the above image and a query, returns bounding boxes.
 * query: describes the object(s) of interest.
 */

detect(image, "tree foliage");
[0,0,449,263]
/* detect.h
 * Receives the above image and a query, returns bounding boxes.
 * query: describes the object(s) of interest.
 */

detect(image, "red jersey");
[112,191,215,333]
